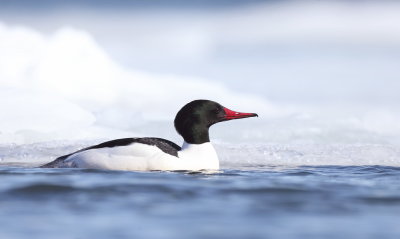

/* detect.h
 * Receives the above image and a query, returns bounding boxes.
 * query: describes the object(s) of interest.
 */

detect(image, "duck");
[41,100,258,171]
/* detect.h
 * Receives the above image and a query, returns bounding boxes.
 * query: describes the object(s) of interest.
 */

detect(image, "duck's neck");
[181,125,210,144]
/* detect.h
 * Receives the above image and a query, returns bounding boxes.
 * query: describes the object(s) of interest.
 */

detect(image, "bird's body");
[44,138,219,171]
[41,100,257,171]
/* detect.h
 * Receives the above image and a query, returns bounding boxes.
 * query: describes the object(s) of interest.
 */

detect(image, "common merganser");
[41,100,258,171]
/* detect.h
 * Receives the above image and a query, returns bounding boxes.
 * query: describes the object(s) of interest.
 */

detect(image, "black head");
[174,100,258,144]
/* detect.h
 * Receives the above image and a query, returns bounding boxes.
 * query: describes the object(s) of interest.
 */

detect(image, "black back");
[40,137,181,168]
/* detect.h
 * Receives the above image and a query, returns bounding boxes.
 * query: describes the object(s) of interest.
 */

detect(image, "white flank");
[63,141,219,171]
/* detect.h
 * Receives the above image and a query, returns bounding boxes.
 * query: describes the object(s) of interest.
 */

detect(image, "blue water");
[1,165,400,239]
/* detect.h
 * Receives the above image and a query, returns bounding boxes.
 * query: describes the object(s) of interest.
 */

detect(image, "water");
[1,165,400,239]
[1,142,400,238]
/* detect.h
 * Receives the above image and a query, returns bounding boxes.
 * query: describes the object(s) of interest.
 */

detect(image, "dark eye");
[212,108,220,114]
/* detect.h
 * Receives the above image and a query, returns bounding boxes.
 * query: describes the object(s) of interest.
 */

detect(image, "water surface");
[1,165,400,239]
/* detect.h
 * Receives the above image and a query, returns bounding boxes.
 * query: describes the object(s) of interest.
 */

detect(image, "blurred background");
[0,0,399,144]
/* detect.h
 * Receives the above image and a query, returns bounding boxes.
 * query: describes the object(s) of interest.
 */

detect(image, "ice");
[0,18,400,167]
[0,22,277,143]
[1,141,400,168]
[216,143,400,167]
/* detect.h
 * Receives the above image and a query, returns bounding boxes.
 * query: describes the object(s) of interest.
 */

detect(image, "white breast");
[63,141,219,171]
